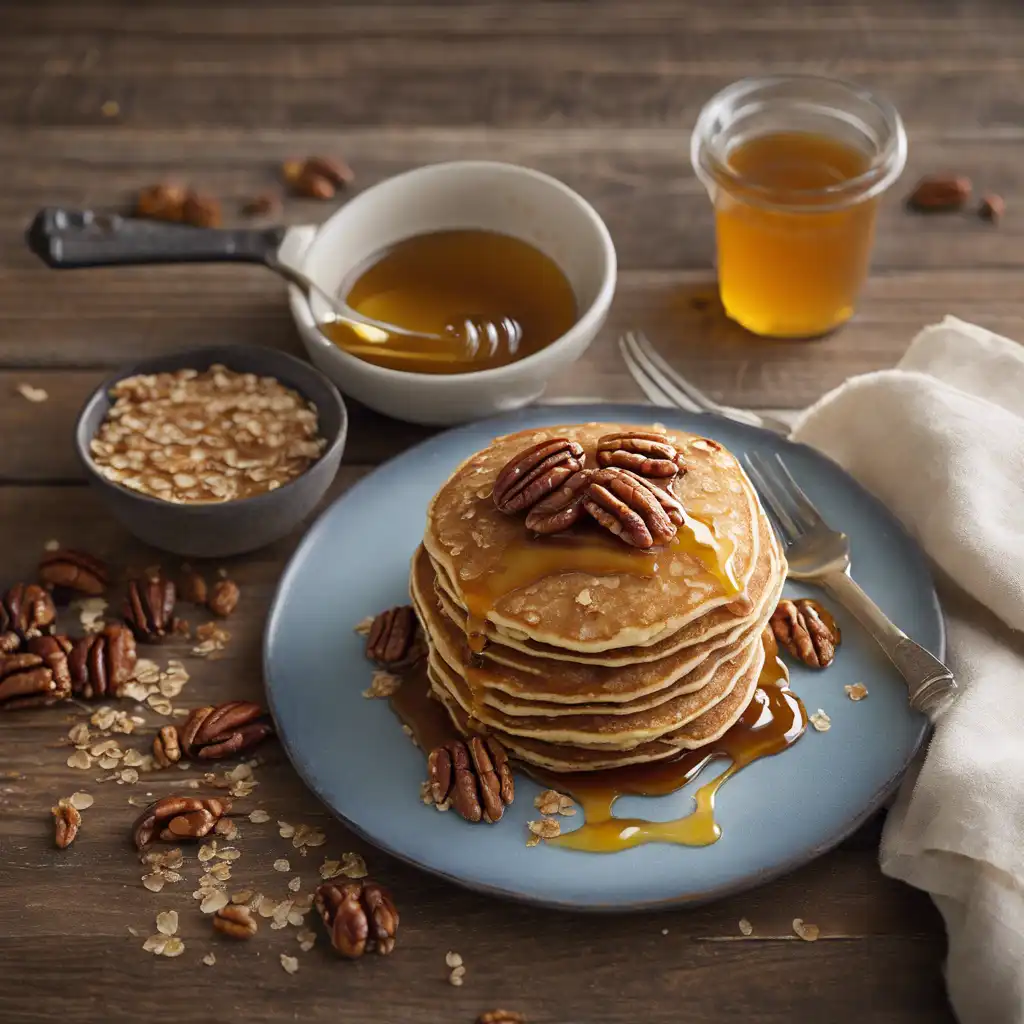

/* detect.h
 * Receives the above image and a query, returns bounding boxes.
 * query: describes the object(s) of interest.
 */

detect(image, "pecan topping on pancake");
[596,430,680,477]
[524,468,593,534]
[583,468,682,548]
[492,438,585,516]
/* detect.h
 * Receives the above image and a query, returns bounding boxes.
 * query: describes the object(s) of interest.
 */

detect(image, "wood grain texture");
[7,0,1020,1019]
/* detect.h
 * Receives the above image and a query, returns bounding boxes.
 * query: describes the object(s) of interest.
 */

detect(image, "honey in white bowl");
[319,229,577,374]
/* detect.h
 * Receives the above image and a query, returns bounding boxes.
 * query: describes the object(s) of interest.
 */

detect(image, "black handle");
[26,207,288,269]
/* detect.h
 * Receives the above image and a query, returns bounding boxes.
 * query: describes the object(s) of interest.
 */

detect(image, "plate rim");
[263,402,941,912]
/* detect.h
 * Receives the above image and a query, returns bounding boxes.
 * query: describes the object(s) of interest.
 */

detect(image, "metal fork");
[619,330,793,437]
[744,451,957,723]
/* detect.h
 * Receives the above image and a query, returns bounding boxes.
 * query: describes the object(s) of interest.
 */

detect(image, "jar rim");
[691,74,908,211]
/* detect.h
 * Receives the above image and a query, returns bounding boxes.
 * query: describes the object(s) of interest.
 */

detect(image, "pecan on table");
[427,735,515,824]
[213,904,258,939]
[492,438,586,516]
[52,800,81,849]
[67,623,137,699]
[123,575,177,641]
[178,701,274,760]
[25,635,72,694]
[38,549,109,597]
[136,183,186,221]
[207,579,240,618]
[0,583,56,650]
[315,880,398,958]
[366,606,422,668]
[132,795,232,849]
[583,468,683,548]
[906,175,971,212]
[179,566,208,606]
[524,468,593,535]
[0,651,71,710]
[152,725,182,768]
[596,430,680,478]
[770,598,841,669]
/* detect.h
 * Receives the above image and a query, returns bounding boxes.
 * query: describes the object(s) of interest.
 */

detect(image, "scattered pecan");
[493,438,586,516]
[0,651,70,710]
[979,194,1004,223]
[583,468,682,548]
[596,430,679,478]
[770,598,841,669]
[67,623,137,699]
[38,548,108,597]
[207,579,240,618]
[906,175,971,212]
[52,800,81,849]
[123,575,177,641]
[524,468,593,534]
[132,796,232,849]
[213,904,258,939]
[178,701,274,760]
[427,735,514,823]
[136,183,186,221]
[179,566,208,605]
[315,880,398,958]
[182,191,222,228]
[477,1013,526,1024]
[366,606,422,668]
[0,583,56,647]
[283,156,354,200]
[240,191,281,218]
[152,725,182,768]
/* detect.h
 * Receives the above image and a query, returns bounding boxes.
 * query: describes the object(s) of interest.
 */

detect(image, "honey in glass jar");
[692,76,907,338]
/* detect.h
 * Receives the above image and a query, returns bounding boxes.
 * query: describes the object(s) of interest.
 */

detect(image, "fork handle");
[820,570,958,723]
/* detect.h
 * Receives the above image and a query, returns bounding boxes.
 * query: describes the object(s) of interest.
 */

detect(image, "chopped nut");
[533,790,576,817]
[207,579,240,618]
[809,709,831,732]
[792,918,819,942]
[179,566,208,606]
[845,683,868,702]
[52,799,82,848]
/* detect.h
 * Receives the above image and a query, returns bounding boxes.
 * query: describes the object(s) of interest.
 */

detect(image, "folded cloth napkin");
[791,316,1024,1024]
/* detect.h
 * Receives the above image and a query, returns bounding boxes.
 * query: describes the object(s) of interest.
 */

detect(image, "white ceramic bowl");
[282,161,616,426]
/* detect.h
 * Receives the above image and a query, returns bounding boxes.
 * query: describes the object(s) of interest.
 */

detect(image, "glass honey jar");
[691,75,906,338]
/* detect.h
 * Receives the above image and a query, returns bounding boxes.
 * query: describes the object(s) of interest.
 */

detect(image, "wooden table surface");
[4,2,1020,1021]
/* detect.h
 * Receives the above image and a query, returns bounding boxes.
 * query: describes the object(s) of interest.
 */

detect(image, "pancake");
[424,423,765,652]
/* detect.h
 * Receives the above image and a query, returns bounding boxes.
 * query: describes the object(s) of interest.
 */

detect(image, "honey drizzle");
[388,633,807,853]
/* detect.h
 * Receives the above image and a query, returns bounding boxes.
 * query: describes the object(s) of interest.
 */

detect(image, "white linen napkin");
[791,316,1024,1024]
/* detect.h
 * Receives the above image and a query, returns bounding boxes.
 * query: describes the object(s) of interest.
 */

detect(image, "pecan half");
[152,725,182,768]
[182,191,222,228]
[0,583,56,645]
[132,796,231,849]
[213,904,258,939]
[208,579,240,618]
[583,468,681,548]
[25,635,72,694]
[906,175,971,212]
[492,438,585,516]
[123,576,176,641]
[770,598,841,669]
[67,624,137,699]
[178,701,274,760]
[179,566,208,605]
[136,183,186,221]
[53,800,82,849]
[524,468,593,534]
[366,606,422,668]
[0,651,70,710]
[427,736,514,823]
[38,549,109,597]
[596,430,679,478]
[315,880,398,958]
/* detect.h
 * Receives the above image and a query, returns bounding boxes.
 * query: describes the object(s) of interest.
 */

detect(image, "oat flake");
[809,709,831,732]
[67,750,93,770]
[353,615,374,636]
[739,918,753,936]
[445,951,463,968]
[280,954,299,975]
[274,858,290,873]
[297,929,316,952]
[792,918,820,942]
[156,910,178,936]
[142,874,166,893]
[202,952,216,966]
[201,890,229,914]
[69,791,94,810]
[248,809,270,824]
[288,876,301,893]
[16,382,48,403]
[845,683,868,702]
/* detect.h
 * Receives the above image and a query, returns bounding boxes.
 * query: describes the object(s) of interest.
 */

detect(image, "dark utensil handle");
[26,207,288,269]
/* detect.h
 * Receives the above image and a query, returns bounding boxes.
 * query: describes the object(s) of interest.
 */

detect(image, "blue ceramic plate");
[264,404,941,910]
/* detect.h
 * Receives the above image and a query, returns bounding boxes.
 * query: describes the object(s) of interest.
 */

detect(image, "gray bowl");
[76,345,348,558]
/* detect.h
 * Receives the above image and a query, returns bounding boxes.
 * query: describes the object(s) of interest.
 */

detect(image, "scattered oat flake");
[122,749,145,767]
[132,659,161,685]
[353,615,374,636]
[445,951,463,969]
[155,910,178,936]
[142,873,166,893]
[214,818,238,840]
[142,934,167,955]
[739,918,753,936]
[216,846,241,861]
[362,670,401,699]
[198,841,217,862]
[449,964,466,987]
[67,750,93,770]
[792,918,819,942]
[68,723,91,747]
[533,790,576,817]
[661,928,669,936]
[527,818,561,842]
[100,99,120,117]
[280,954,299,975]
[288,876,301,893]
[202,952,216,967]
[119,768,140,785]
[44,539,60,552]
[292,824,326,849]
[809,709,831,732]
[248,809,270,824]
[297,929,316,952]
[278,821,295,838]
[201,890,229,914]
[69,791,94,810]
[419,780,434,805]
[274,859,290,873]
[162,937,185,957]
[16,382,48,403]
[845,683,869,702]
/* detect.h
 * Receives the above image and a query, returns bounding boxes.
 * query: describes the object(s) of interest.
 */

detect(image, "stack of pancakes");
[410,423,785,772]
